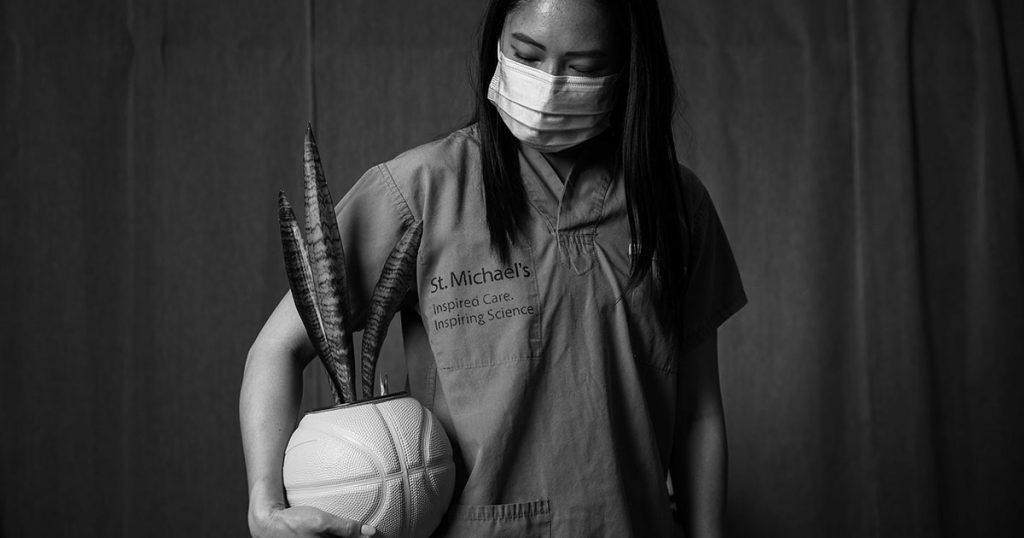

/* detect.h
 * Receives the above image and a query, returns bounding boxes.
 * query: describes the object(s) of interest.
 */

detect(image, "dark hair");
[468,0,691,338]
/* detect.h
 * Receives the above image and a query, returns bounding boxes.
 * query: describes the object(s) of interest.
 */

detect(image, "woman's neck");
[539,143,586,184]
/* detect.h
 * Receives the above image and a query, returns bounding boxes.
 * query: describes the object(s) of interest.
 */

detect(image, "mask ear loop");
[495,41,509,73]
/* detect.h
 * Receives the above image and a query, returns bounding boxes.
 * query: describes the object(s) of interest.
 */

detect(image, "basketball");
[283,394,456,538]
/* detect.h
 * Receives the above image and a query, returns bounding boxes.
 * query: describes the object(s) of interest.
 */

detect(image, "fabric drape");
[2,1,1020,536]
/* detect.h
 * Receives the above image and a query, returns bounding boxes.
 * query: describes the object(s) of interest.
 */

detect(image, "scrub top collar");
[517,133,616,237]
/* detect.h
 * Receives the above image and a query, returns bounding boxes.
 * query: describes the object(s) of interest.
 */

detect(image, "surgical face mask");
[487,45,619,153]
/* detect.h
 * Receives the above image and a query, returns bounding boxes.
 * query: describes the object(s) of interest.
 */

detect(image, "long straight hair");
[468,0,691,338]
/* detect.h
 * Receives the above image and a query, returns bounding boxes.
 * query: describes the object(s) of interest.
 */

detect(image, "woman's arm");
[240,292,374,538]
[670,330,727,538]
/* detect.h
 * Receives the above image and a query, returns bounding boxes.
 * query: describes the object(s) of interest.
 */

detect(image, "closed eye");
[513,52,540,64]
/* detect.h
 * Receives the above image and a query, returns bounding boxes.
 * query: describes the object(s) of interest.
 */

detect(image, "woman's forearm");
[671,333,727,538]
[240,340,305,521]
[678,410,727,538]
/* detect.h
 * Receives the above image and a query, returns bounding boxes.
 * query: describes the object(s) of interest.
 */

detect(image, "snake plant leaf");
[303,125,356,403]
[303,125,353,315]
[361,220,423,399]
[278,192,343,404]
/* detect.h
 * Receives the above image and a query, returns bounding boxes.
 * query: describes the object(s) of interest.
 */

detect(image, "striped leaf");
[303,126,355,403]
[278,192,343,404]
[361,220,423,399]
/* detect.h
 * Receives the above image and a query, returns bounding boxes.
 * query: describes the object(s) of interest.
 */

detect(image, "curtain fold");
[912,1,1024,535]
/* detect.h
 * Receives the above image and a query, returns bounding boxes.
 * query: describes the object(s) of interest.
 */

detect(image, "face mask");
[487,44,619,153]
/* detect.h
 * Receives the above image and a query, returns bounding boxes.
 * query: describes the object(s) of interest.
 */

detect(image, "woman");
[240,0,747,536]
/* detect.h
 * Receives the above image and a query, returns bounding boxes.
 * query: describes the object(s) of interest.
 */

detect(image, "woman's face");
[500,0,623,78]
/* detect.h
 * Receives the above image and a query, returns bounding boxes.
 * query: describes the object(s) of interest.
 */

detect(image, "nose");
[538,59,568,77]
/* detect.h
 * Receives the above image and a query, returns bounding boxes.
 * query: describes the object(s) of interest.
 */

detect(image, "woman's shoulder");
[675,162,715,225]
[359,124,481,219]
[381,124,480,179]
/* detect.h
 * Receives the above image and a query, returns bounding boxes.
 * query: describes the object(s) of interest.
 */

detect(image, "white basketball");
[283,394,456,538]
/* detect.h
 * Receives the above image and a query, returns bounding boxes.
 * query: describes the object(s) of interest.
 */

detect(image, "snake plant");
[278,125,422,404]
[360,220,423,399]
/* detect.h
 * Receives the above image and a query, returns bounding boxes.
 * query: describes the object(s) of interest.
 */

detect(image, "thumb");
[318,513,377,537]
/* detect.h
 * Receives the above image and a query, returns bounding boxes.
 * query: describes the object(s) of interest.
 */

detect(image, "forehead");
[504,0,617,52]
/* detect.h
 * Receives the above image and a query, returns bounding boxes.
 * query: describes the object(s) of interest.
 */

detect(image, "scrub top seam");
[680,287,749,352]
[695,194,711,241]
[585,165,615,238]
[376,162,417,226]
[518,153,559,232]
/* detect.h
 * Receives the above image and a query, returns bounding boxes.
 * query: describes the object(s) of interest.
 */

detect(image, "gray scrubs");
[334,125,747,536]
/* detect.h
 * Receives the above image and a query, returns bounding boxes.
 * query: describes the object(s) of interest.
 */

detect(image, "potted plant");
[276,126,455,538]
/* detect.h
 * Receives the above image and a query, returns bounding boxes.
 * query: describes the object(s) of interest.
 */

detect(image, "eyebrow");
[511,32,607,58]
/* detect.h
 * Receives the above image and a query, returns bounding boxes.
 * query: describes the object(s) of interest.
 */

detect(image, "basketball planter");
[276,126,455,537]
[283,394,455,537]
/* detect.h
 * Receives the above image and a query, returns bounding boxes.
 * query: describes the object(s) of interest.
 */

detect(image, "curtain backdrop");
[2,1,1021,536]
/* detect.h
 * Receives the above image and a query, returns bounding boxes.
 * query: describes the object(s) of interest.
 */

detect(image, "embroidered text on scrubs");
[429,293,537,332]
[433,311,486,329]
[427,262,532,294]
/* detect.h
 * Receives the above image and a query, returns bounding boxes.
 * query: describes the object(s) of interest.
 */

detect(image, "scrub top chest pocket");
[420,236,542,369]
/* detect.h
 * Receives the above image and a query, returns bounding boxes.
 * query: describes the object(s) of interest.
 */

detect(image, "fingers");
[315,511,377,538]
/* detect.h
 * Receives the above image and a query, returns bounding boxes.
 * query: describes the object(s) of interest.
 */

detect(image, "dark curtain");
[1,1,1020,536]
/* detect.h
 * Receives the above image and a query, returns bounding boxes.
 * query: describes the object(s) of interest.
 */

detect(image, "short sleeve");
[333,164,417,331]
[679,184,748,350]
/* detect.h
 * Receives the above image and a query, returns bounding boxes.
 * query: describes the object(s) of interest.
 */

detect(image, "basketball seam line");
[376,404,413,536]
[418,407,435,499]
[285,471,410,493]
[293,422,389,481]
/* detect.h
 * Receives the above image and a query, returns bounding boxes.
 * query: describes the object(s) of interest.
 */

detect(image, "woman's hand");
[249,503,376,538]
[242,297,377,538]
[244,295,374,537]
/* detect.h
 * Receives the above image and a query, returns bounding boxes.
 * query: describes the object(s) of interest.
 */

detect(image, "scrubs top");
[333,124,747,536]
